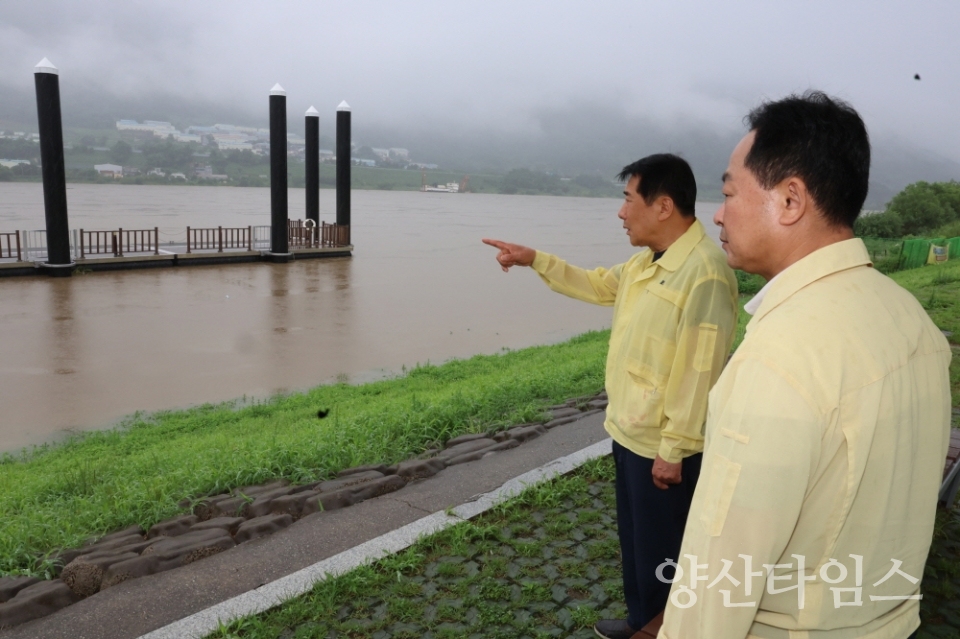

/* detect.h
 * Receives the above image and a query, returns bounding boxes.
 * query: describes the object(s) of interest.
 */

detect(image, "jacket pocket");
[617,359,666,431]
[698,453,741,536]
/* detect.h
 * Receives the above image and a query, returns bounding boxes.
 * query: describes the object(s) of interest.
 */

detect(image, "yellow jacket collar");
[652,218,706,272]
[751,238,873,324]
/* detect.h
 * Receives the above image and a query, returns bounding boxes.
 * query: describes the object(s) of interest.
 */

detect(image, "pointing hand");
[481,238,536,272]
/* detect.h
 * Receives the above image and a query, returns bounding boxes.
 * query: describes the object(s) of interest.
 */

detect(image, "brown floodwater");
[0,183,721,453]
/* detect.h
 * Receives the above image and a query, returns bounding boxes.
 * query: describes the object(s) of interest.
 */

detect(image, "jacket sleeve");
[658,276,738,462]
[658,357,821,639]
[529,250,622,306]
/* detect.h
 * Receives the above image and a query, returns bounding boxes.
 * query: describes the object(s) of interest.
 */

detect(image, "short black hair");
[745,91,870,228]
[617,153,697,218]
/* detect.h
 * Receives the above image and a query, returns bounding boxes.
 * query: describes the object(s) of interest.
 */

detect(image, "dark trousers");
[612,440,702,630]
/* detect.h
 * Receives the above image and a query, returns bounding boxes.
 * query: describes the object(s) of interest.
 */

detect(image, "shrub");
[854,211,903,238]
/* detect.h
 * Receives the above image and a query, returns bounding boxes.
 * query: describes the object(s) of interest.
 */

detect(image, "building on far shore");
[94,163,123,178]
[0,159,32,169]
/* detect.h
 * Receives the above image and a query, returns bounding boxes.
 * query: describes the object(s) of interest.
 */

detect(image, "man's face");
[715,132,780,275]
[618,175,660,247]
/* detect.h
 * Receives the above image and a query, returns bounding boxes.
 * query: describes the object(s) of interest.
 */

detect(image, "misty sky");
[1,0,958,162]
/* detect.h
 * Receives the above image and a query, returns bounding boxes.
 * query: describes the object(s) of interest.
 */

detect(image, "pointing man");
[659,92,951,639]
[484,154,738,638]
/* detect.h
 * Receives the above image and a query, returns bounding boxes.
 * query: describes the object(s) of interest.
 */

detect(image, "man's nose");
[713,203,724,227]
[618,205,627,220]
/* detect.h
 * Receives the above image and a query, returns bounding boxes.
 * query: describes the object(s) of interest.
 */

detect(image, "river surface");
[0,183,722,453]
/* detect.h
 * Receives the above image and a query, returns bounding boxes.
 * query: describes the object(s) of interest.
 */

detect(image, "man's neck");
[649,217,696,253]
[762,226,855,280]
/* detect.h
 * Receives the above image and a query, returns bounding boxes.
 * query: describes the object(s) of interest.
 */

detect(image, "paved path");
[1,414,609,639]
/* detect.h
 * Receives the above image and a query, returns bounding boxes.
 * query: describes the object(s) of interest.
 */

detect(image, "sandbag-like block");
[142,529,236,571]
[314,470,384,493]
[445,439,520,466]
[232,479,289,498]
[344,474,407,503]
[436,438,498,463]
[234,514,293,544]
[544,415,580,429]
[246,484,313,519]
[506,424,547,444]
[190,517,246,535]
[444,432,490,447]
[62,551,139,597]
[547,406,581,420]
[267,491,320,519]
[300,489,356,517]
[196,495,250,520]
[587,398,608,409]
[100,554,160,590]
[395,458,445,480]
[337,463,390,477]
[0,576,41,604]
[0,580,80,629]
[146,514,199,539]
[95,525,145,545]
[86,532,145,553]
[192,493,236,520]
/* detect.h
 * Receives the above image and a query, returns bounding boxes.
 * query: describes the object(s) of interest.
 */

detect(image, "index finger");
[481,238,509,250]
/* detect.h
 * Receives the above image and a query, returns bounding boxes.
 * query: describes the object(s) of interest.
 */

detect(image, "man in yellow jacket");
[484,154,738,639]
[658,93,951,639]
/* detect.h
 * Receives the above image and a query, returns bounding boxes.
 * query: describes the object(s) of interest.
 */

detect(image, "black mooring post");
[34,58,73,276]
[336,101,351,234]
[305,106,319,228]
[268,83,290,262]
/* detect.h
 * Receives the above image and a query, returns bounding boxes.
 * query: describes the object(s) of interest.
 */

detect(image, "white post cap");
[337,101,351,112]
[35,58,59,75]
[270,83,286,96]
[305,106,319,117]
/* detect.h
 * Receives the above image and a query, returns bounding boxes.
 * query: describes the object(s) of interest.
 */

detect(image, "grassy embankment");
[1,259,958,581]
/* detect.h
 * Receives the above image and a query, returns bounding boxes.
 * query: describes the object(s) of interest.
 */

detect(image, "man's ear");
[778,177,807,226]
[657,196,675,221]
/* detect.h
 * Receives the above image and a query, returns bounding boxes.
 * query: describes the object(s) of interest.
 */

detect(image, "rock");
[146,515,199,539]
[337,463,390,477]
[246,484,315,519]
[314,470,384,493]
[547,406,581,420]
[395,458,445,480]
[445,439,520,466]
[544,415,581,429]
[506,424,547,443]
[300,490,357,517]
[62,551,139,597]
[435,438,498,462]
[0,580,80,629]
[190,517,246,535]
[344,474,407,502]
[235,514,294,544]
[0,576,41,604]
[444,432,490,447]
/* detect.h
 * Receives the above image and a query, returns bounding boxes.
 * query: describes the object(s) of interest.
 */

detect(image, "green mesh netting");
[899,239,932,270]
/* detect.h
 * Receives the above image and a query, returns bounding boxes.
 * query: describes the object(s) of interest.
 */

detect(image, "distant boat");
[423,182,460,193]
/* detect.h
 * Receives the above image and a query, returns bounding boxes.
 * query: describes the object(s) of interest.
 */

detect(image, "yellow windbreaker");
[531,219,738,462]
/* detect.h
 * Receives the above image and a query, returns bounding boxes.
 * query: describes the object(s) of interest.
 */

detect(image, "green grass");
[0,332,608,577]
[207,457,623,639]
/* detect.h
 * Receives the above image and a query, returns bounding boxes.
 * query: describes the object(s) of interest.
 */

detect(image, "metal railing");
[79,228,159,258]
[321,221,350,247]
[186,226,253,253]
[0,231,21,261]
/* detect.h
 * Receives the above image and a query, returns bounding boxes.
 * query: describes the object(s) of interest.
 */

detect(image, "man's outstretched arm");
[482,238,622,306]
